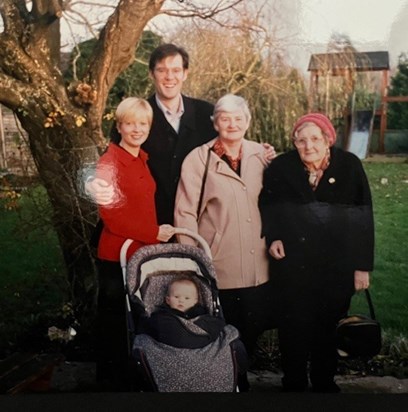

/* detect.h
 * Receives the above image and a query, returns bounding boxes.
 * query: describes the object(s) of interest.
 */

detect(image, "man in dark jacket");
[144,44,218,223]
[87,44,217,224]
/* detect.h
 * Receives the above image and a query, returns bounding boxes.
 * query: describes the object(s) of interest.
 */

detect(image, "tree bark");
[0,0,165,323]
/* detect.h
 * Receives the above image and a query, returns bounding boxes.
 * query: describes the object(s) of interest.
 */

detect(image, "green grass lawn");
[0,161,407,357]
[349,161,408,337]
[0,184,67,355]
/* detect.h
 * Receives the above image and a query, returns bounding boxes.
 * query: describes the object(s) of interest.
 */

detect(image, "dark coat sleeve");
[259,161,278,246]
[326,150,374,271]
[259,152,301,246]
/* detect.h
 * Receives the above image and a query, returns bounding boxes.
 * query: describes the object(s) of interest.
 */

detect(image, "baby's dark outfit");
[139,303,226,349]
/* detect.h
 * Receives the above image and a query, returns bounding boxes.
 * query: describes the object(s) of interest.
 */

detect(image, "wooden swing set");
[307,51,408,153]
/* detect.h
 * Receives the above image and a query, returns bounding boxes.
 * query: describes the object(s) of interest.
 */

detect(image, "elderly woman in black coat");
[259,113,374,393]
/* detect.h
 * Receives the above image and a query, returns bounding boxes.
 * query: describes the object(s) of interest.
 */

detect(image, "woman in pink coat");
[174,94,274,391]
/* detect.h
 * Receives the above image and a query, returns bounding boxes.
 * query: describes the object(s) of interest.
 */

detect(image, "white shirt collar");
[155,94,184,132]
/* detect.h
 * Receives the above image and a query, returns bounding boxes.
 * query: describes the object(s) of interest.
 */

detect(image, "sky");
[59,0,408,43]
[57,0,408,68]
[300,0,407,44]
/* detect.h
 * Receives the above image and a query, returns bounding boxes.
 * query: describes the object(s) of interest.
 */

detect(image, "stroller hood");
[125,243,219,316]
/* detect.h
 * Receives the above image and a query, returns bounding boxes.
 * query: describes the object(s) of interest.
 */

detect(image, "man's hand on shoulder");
[262,143,277,163]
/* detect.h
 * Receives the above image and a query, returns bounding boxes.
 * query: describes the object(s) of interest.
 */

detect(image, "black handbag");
[336,289,382,359]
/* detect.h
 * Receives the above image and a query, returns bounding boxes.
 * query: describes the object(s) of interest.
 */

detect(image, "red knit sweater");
[96,143,159,261]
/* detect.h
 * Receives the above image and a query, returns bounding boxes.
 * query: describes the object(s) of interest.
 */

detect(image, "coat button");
[299,237,306,242]
[247,218,252,223]
[242,186,247,191]
[250,249,255,254]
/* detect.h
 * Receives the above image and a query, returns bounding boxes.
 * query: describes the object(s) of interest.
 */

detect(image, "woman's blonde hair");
[115,97,153,126]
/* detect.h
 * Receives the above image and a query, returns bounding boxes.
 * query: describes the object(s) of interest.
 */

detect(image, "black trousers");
[95,259,131,391]
[218,281,275,392]
[274,265,354,391]
[218,281,274,358]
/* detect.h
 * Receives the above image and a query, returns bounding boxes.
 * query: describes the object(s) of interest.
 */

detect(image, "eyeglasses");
[293,136,326,148]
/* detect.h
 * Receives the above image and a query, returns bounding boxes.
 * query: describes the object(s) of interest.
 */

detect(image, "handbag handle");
[364,288,377,320]
[196,147,212,219]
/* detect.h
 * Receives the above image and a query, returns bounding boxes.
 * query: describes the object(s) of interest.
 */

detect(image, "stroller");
[119,228,247,392]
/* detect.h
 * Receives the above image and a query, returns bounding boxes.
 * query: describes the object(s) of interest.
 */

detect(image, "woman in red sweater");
[95,97,174,391]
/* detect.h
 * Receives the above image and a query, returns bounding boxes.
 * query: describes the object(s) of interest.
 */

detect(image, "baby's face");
[166,281,199,312]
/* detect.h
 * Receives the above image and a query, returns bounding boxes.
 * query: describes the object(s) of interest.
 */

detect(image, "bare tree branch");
[62,0,118,40]
[0,0,27,37]
[0,34,40,83]
[0,73,28,108]
[64,7,100,38]
[83,0,165,120]
[161,0,244,18]
[30,0,63,25]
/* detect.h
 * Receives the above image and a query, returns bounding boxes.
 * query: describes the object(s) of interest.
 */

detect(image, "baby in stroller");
[138,271,226,349]
[123,239,248,392]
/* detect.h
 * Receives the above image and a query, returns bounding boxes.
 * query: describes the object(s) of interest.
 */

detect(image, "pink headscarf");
[292,113,337,147]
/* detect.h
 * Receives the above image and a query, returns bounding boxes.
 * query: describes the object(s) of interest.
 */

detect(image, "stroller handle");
[174,227,212,260]
[119,228,212,268]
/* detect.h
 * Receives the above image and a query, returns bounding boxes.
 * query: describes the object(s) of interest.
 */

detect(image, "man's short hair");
[149,43,189,71]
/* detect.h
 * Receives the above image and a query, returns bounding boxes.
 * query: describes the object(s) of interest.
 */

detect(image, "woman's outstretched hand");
[85,177,115,205]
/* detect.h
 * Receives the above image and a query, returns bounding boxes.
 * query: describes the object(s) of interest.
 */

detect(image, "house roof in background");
[308,51,390,73]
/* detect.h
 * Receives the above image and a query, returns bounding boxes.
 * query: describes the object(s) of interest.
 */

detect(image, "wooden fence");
[0,106,37,176]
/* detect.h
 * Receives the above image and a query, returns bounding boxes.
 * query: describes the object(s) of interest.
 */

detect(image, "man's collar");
[155,94,184,115]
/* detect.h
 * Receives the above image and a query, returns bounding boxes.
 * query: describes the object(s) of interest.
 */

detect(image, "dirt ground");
[247,370,408,394]
[47,361,408,394]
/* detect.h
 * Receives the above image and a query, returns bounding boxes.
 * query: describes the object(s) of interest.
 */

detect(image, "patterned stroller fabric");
[126,244,216,306]
[133,325,240,392]
[123,241,246,392]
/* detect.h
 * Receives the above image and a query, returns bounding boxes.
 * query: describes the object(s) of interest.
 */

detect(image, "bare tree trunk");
[0,0,166,325]
[17,111,101,321]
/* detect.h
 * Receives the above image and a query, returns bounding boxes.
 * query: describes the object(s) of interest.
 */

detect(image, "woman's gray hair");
[212,94,251,124]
